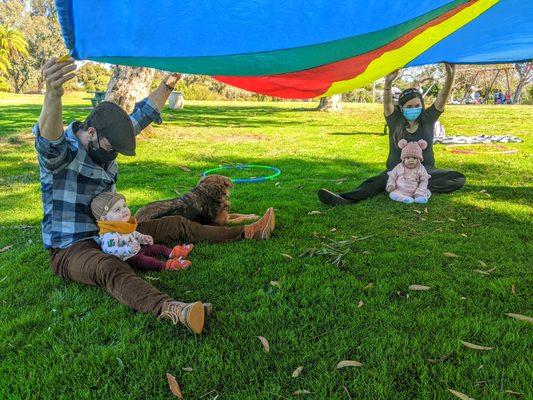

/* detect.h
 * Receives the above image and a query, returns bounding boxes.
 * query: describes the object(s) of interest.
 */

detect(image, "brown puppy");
[135,174,258,225]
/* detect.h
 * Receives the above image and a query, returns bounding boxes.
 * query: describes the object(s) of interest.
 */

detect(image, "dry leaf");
[330,227,337,232]
[258,336,270,352]
[478,260,487,267]
[448,218,456,222]
[448,389,474,400]
[293,389,310,395]
[308,210,322,215]
[362,251,370,255]
[166,373,184,399]
[357,300,364,308]
[178,165,192,172]
[269,281,281,288]
[460,340,494,351]
[473,268,496,275]
[182,367,193,372]
[511,284,516,295]
[460,233,468,238]
[281,253,293,260]
[505,313,533,323]
[363,283,374,290]
[424,207,428,214]
[0,245,13,253]
[292,366,303,378]
[444,252,459,258]
[337,360,363,369]
[504,390,522,396]
[409,284,431,291]
[413,209,422,214]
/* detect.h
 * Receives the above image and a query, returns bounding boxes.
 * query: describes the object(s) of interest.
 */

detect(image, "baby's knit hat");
[398,139,428,161]
[91,191,125,220]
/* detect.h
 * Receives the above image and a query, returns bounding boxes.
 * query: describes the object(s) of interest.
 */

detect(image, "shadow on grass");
[0,104,90,137]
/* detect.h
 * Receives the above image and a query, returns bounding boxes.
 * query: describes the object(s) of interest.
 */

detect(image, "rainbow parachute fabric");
[56,0,532,99]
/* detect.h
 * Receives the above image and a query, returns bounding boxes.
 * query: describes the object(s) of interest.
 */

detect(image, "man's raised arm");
[38,57,77,141]
[147,73,182,111]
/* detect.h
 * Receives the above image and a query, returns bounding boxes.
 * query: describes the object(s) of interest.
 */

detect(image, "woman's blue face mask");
[402,107,422,121]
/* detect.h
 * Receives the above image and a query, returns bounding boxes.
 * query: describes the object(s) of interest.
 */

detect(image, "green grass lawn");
[0,92,531,399]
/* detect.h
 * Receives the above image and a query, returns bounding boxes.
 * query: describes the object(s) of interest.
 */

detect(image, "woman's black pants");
[339,167,466,203]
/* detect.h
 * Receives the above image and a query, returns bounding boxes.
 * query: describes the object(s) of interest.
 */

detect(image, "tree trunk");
[317,95,342,111]
[105,66,155,113]
[513,63,532,104]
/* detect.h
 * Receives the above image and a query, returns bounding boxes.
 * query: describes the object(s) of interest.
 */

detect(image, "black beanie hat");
[84,101,135,156]
[399,88,425,109]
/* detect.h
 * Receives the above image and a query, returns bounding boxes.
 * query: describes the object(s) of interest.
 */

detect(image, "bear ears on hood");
[398,139,428,150]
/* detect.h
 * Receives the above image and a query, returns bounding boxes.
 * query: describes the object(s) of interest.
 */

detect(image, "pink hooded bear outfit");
[386,139,431,204]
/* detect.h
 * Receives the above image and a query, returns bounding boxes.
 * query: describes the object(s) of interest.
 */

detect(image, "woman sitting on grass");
[318,63,466,206]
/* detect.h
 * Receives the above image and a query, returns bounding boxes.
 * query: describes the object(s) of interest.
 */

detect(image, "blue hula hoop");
[201,164,281,183]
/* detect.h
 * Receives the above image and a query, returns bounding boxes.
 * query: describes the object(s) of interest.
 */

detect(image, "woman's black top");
[384,104,442,170]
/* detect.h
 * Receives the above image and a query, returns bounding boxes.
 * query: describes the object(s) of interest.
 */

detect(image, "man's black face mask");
[87,135,118,165]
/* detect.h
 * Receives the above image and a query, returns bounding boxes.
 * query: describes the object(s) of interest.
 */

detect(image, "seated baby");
[91,192,194,271]
[386,139,431,204]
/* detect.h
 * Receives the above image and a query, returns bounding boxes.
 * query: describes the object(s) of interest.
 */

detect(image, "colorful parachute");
[56,0,532,99]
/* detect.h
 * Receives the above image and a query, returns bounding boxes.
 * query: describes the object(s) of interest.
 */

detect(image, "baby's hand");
[386,184,396,192]
[130,242,141,253]
[140,234,153,245]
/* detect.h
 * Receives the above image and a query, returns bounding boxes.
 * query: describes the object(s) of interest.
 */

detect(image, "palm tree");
[0,25,29,75]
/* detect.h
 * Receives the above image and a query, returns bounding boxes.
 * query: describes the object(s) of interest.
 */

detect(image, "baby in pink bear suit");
[386,139,431,204]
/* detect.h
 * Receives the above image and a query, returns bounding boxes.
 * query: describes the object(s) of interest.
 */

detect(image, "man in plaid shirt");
[36,57,275,334]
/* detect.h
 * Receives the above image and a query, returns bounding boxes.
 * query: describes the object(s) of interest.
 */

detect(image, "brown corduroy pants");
[50,216,244,316]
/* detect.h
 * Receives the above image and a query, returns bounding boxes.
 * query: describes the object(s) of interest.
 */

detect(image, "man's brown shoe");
[243,207,275,240]
[158,301,205,334]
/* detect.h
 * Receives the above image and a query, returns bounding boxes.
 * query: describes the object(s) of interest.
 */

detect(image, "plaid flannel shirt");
[34,98,162,249]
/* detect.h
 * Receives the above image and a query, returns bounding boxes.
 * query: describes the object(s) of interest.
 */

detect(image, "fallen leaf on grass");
[258,336,270,352]
[166,373,184,399]
[178,165,192,172]
[293,389,310,395]
[473,268,496,275]
[308,210,322,216]
[444,252,459,258]
[357,301,364,308]
[511,284,516,295]
[299,248,316,258]
[409,285,431,291]
[182,367,193,372]
[424,207,429,214]
[448,389,474,400]
[460,233,468,238]
[337,360,363,369]
[269,281,280,288]
[478,260,487,267]
[504,390,522,396]
[292,366,303,378]
[363,283,374,290]
[460,340,494,351]
[505,313,533,323]
[362,251,370,255]
[330,227,337,232]
[448,218,456,222]
[281,253,293,260]
[413,209,422,214]
[0,245,13,253]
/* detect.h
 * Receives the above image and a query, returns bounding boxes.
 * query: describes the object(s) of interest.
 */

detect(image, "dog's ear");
[223,176,233,188]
